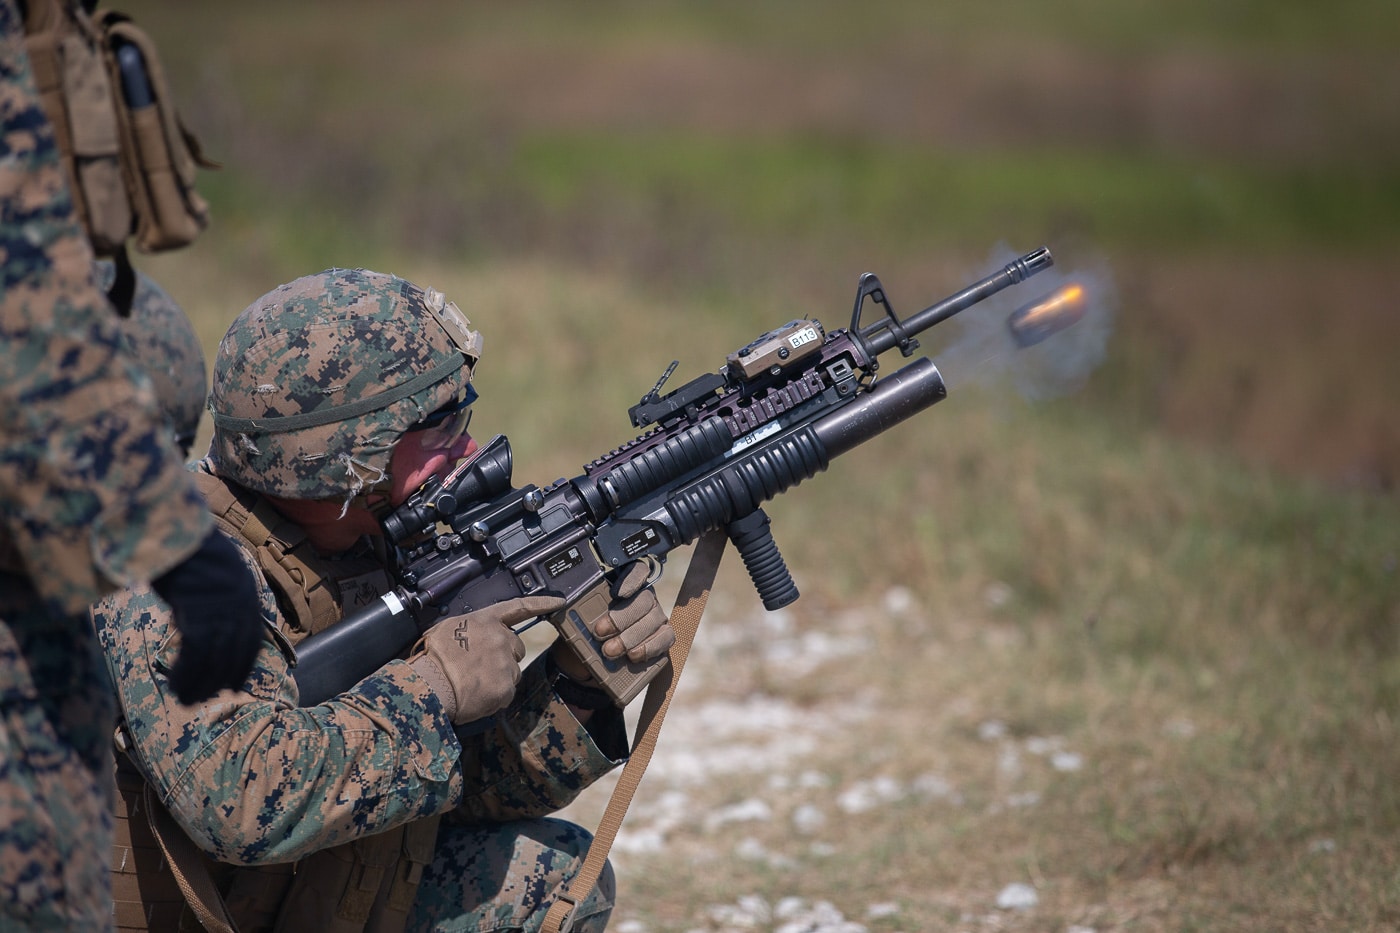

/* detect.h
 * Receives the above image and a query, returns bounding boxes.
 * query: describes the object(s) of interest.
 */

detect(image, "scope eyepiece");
[380,434,516,544]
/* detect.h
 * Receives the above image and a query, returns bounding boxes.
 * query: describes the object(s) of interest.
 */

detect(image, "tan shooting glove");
[547,561,674,695]
[410,595,566,724]
[593,561,674,663]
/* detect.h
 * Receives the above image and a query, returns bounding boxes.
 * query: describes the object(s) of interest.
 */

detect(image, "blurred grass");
[511,133,1400,250]
[134,0,1400,56]
[122,0,1400,928]
[180,104,1400,274]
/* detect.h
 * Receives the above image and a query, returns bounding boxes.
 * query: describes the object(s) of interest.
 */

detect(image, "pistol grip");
[552,581,667,707]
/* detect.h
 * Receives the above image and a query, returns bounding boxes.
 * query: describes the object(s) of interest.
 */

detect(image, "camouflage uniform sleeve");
[91,542,469,865]
[93,540,627,863]
[451,654,628,824]
[0,0,210,616]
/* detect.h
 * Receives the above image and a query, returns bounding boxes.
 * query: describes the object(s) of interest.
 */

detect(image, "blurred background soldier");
[1,1,262,928]
[92,268,676,932]
[93,259,208,460]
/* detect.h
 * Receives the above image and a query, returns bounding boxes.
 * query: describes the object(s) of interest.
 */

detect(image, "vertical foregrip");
[726,508,799,609]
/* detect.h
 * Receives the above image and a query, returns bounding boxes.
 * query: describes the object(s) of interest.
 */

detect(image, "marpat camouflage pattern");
[209,268,481,502]
[0,0,212,927]
[91,265,620,930]
[92,480,624,929]
[94,260,208,457]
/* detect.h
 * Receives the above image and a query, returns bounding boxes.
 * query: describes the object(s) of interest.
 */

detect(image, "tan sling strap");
[541,529,727,933]
[141,782,240,933]
[140,780,300,933]
[112,752,194,932]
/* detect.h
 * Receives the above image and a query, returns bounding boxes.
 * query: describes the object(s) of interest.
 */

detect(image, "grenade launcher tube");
[663,356,947,541]
[811,355,948,458]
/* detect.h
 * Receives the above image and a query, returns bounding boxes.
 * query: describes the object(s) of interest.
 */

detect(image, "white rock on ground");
[995,882,1039,911]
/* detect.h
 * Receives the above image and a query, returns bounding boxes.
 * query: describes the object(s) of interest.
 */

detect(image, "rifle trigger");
[640,555,665,588]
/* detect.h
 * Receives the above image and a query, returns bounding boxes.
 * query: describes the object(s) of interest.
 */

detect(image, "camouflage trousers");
[0,585,118,932]
[407,817,615,933]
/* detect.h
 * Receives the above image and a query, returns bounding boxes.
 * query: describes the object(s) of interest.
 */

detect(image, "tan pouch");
[274,819,440,933]
[97,11,216,253]
[22,2,215,258]
[23,0,131,255]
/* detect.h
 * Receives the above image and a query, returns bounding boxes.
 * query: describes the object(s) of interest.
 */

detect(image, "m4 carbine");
[293,247,1058,706]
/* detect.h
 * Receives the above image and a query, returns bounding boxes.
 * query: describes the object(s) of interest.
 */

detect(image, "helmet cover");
[209,267,481,500]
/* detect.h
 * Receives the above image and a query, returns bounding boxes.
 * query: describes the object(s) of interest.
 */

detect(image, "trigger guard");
[639,554,664,588]
[608,555,664,595]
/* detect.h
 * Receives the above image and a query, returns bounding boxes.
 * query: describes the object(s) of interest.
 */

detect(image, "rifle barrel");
[860,247,1052,357]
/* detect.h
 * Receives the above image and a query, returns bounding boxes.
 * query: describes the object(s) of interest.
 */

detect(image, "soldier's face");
[384,426,479,507]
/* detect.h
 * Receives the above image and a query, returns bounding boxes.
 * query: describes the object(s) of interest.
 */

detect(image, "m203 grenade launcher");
[293,247,1059,708]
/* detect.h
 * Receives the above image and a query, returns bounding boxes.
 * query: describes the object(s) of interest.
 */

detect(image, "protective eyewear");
[410,383,477,449]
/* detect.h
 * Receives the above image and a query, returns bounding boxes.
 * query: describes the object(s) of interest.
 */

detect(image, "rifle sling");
[141,780,240,933]
[541,528,727,933]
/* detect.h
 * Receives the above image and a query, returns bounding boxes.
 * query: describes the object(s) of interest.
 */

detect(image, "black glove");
[151,529,265,704]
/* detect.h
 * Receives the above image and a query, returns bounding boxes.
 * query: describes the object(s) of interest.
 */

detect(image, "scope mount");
[628,363,727,429]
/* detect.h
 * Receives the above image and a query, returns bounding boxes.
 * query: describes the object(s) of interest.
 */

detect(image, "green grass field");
[125,2,1398,928]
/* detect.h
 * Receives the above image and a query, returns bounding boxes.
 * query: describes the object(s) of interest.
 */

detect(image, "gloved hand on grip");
[150,529,266,705]
[410,595,567,724]
[591,561,673,664]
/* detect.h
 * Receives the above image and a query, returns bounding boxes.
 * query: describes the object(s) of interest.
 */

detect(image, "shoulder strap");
[192,472,343,639]
[542,529,726,933]
[142,782,240,933]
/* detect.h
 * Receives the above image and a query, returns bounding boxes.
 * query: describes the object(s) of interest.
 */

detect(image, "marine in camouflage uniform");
[93,259,208,459]
[0,0,215,927]
[91,268,675,932]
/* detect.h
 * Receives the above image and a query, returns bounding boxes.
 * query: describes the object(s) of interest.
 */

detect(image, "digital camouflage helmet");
[94,260,207,457]
[209,268,481,502]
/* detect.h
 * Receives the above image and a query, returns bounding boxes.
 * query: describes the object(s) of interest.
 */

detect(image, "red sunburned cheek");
[452,433,477,461]
[386,432,435,506]
[385,431,477,506]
